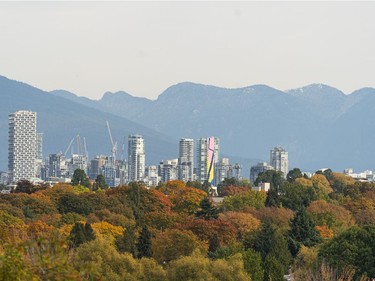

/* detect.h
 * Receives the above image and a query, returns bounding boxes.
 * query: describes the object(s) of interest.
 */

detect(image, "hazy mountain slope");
[50,80,375,172]
[0,76,176,170]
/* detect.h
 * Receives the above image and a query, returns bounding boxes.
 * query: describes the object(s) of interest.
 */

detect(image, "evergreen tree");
[115,225,137,257]
[287,208,322,256]
[263,254,285,281]
[93,174,108,190]
[243,249,264,281]
[137,225,152,258]
[286,168,303,182]
[13,180,35,194]
[195,197,219,220]
[71,169,91,188]
[208,233,220,258]
[245,221,292,280]
[265,186,281,207]
[245,220,275,260]
[68,222,96,248]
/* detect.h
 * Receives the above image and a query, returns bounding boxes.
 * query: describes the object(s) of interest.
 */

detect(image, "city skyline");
[1,2,374,99]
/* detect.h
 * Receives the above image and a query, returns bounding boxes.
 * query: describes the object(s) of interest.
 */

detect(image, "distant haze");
[0,2,375,99]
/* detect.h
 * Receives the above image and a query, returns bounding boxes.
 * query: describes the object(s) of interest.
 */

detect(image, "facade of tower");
[8,110,37,185]
[128,135,145,182]
[197,137,220,185]
[270,147,288,178]
[178,138,194,182]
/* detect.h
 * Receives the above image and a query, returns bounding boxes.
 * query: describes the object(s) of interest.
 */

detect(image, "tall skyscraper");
[128,135,145,182]
[8,110,37,185]
[197,137,220,185]
[270,147,288,177]
[178,138,194,182]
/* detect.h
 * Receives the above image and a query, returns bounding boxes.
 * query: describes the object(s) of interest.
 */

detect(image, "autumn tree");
[221,190,266,211]
[152,229,206,263]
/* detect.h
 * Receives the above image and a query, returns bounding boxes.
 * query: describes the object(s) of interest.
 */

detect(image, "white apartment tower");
[270,147,288,178]
[178,138,194,182]
[197,137,220,185]
[128,135,145,182]
[8,110,37,184]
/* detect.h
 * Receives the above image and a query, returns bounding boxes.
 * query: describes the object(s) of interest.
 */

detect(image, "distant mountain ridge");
[0,75,178,171]
[50,81,375,172]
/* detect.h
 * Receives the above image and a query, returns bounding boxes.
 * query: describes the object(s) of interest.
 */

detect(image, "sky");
[0,1,375,100]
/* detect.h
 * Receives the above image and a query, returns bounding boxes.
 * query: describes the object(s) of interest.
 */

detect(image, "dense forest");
[1,168,375,281]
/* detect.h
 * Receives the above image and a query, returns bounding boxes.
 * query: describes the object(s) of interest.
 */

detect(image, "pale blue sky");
[1,1,374,99]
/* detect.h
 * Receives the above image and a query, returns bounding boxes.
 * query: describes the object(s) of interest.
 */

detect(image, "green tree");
[280,182,315,211]
[263,254,285,281]
[57,193,93,215]
[116,225,137,257]
[208,233,221,257]
[243,248,264,281]
[71,169,90,188]
[137,225,152,259]
[195,197,219,220]
[287,208,322,257]
[68,222,96,248]
[186,180,203,190]
[244,220,275,259]
[13,180,35,194]
[93,174,108,190]
[265,185,281,207]
[221,190,266,211]
[255,170,285,189]
[287,168,303,183]
[319,225,375,279]
[244,221,291,280]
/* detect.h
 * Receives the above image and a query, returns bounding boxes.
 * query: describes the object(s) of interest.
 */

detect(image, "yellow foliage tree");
[91,221,124,241]
[219,211,261,237]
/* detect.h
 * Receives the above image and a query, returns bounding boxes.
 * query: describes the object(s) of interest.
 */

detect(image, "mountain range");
[1,74,375,174]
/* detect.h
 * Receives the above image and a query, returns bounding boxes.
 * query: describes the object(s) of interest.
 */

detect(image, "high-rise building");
[178,138,194,182]
[89,155,107,180]
[159,159,178,183]
[35,132,43,178]
[250,162,274,183]
[35,133,43,161]
[197,137,220,185]
[215,158,233,184]
[144,165,159,186]
[128,135,145,182]
[8,110,37,185]
[48,153,67,178]
[270,147,288,178]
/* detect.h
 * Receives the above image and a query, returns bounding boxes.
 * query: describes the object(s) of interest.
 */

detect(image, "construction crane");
[64,136,76,156]
[106,121,117,180]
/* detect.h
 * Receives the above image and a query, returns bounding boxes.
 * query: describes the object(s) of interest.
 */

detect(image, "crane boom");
[106,120,117,169]
[106,120,115,148]
[64,136,75,156]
